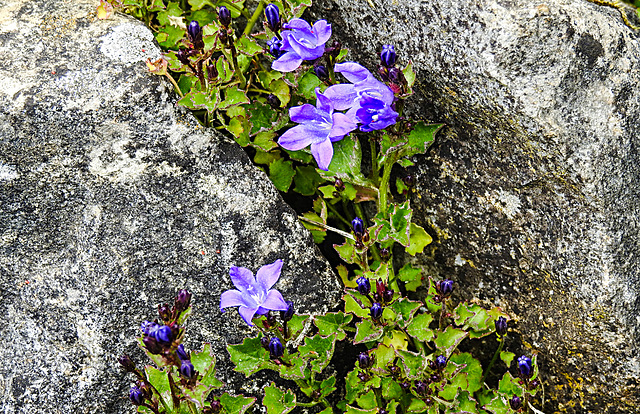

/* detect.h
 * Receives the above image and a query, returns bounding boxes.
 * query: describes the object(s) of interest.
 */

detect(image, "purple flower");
[267,36,285,58]
[272,18,332,72]
[324,62,398,132]
[220,259,289,326]
[278,88,357,170]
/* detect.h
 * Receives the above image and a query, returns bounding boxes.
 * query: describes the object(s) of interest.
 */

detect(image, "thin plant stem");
[378,153,398,216]
[164,73,184,98]
[243,0,267,37]
[481,335,505,385]
[324,198,352,227]
[248,87,272,95]
[370,137,380,185]
[298,216,355,240]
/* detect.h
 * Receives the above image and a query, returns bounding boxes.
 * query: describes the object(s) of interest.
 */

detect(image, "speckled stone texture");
[0,1,340,412]
[311,0,640,412]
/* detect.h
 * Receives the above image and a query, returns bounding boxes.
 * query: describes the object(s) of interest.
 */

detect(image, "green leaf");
[402,60,416,88]
[263,383,296,414]
[322,136,366,183]
[374,201,412,247]
[293,165,325,196]
[391,298,422,324]
[450,352,483,394]
[188,0,216,10]
[407,398,427,413]
[482,394,509,414]
[253,131,279,152]
[157,2,184,27]
[220,87,250,110]
[269,79,291,107]
[345,406,377,414]
[297,71,322,100]
[500,351,515,368]
[445,389,478,414]
[228,116,251,147]
[434,326,468,357]
[259,70,284,88]
[320,376,337,398]
[343,292,371,318]
[381,377,404,400]
[397,263,423,292]
[145,366,173,411]
[189,9,218,26]
[227,336,270,377]
[345,368,381,404]
[299,333,337,373]
[334,239,357,264]
[301,211,326,244]
[314,312,353,341]
[354,319,384,344]
[397,349,426,379]
[191,343,223,389]
[237,35,263,56]
[219,392,256,414]
[216,55,234,83]
[245,101,278,134]
[254,149,280,166]
[406,313,434,342]
[372,344,396,373]
[356,390,377,410]
[406,223,432,255]
[497,372,524,397]
[453,302,505,339]
[400,122,444,159]
[278,354,307,379]
[269,158,295,192]
[155,25,184,49]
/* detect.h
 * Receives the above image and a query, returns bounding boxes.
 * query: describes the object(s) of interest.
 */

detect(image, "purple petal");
[256,259,283,290]
[315,88,334,115]
[324,84,356,111]
[290,104,322,124]
[238,306,259,326]
[311,138,334,171]
[312,20,331,45]
[229,266,254,291]
[272,52,303,72]
[283,18,312,32]
[357,80,395,105]
[329,112,357,140]
[288,37,324,60]
[335,62,372,83]
[262,290,289,311]
[279,124,329,150]
[220,290,246,310]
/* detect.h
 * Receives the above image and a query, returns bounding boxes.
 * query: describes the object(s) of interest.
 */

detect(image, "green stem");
[243,0,267,37]
[298,216,355,240]
[324,199,352,227]
[296,401,320,408]
[227,40,247,89]
[248,87,272,95]
[378,154,398,216]
[164,73,184,98]
[481,335,505,385]
[370,137,380,185]
[187,401,199,414]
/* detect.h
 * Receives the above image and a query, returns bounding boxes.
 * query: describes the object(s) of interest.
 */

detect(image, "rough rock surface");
[0,1,340,412]
[311,0,640,412]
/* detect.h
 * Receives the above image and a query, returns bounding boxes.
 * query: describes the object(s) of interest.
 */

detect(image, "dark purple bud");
[176,49,190,65]
[187,21,203,48]
[370,303,383,319]
[209,400,222,413]
[435,355,447,370]
[356,277,371,295]
[517,355,532,378]
[400,381,410,390]
[266,312,277,326]
[380,248,390,262]
[280,301,294,322]
[264,3,281,32]
[438,279,454,297]
[218,6,231,28]
[143,335,163,354]
[158,303,172,323]
[358,352,372,369]
[383,289,394,303]
[314,65,330,81]
[388,67,404,84]
[176,344,189,361]
[379,411,388,414]
[154,325,173,345]
[402,174,415,187]
[334,177,345,192]
[118,354,137,373]
[351,217,364,236]
[269,337,284,358]
[389,365,400,376]
[509,395,522,410]
[207,64,218,80]
[326,40,342,58]
[376,280,386,298]
[266,93,281,109]
[267,36,284,58]
[380,44,396,67]
[175,289,192,313]
[180,359,196,379]
[495,316,508,336]
[129,386,145,405]
[141,320,158,336]
[430,374,440,383]
[357,371,370,382]
[415,380,427,395]
[529,379,540,389]
[260,336,270,350]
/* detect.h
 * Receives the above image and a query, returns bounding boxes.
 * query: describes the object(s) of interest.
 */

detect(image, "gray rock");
[0,1,339,412]
[311,0,640,411]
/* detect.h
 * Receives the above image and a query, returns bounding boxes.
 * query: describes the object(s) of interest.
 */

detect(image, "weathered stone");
[311,0,640,411]
[0,1,340,412]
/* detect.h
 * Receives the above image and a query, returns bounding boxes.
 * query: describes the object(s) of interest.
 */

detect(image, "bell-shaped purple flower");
[220,259,289,326]
[314,64,330,81]
[509,395,522,410]
[434,355,447,370]
[358,352,372,369]
[324,62,398,131]
[356,276,371,296]
[278,88,357,170]
[438,279,454,297]
[187,21,203,49]
[267,36,285,58]
[176,344,189,361]
[370,303,383,319]
[272,18,332,72]
[517,355,533,378]
[380,44,396,67]
[269,337,284,358]
[265,3,281,32]
[180,360,196,379]
[352,217,364,236]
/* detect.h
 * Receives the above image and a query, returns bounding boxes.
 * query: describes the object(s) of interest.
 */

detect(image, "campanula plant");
[109,1,544,413]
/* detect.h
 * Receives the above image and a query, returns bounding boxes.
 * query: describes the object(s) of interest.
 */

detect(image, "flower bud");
[143,335,163,354]
[383,289,394,303]
[437,279,454,297]
[209,400,222,413]
[266,93,281,109]
[175,289,192,313]
[280,301,294,322]
[356,277,371,295]
[267,37,284,58]
[129,386,145,405]
[269,337,284,358]
[314,65,330,81]
[141,320,158,336]
[326,40,342,58]
[352,217,364,236]
[118,354,137,373]
[414,380,427,395]
[334,177,345,192]
[260,336,270,350]
[402,174,415,187]
[380,45,396,67]
[218,6,231,28]
[158,303,172,323]
[495,316,508,336]
[187,21,203,49]
[376,280,386,298]
[176,49,190,65]
[379,247,390,262]
[207,64,218,80]
[264,4,281,32]
[180,359,196,379]
[434,355,447,370]
[517,355,532,378]
[154,325,173,345]
[509,395,522,410]
[400,381,410,390]
[388,67,404,84]
[266,312,277,326]
[358,352,372,369]
[370,303,383,319]
[176,344,189,361]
